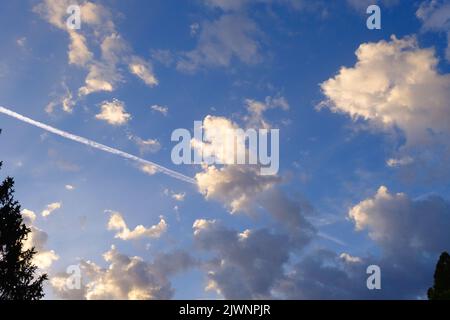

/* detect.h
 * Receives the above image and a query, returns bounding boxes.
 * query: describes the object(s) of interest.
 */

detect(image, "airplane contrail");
[0,106,196,184]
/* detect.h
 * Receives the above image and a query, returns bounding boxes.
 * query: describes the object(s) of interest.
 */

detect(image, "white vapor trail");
[0,106,196,184]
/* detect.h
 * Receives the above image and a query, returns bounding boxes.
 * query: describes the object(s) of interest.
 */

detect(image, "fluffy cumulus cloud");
[191,117,280,207]
[191,115,242,165]
[193,219,292,299]
[192,223,350,300]
[192,160,327,302]
[21,209,59,270]
[320,35,450,175]
[34,0,158,110]
[321,35,450,146]
[349,186,450,255]
[417,0,450,61]
[191,109,317,299]
[343,186,450,298]
[95,99,131,126]
[274,185,450,299]
[193,112,314,237]
[196,165,278,213]
[51,246,195,299]
[107,211,167,240]
[31,0,450,301]
[191,181,450,299]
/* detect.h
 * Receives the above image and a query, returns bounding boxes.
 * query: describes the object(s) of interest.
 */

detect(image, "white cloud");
[80,1,113,29]
[164,189,186,201]
[95,99,131,126]
[35,0,158,99]
[51,247,194,300]
[386,156,414,167]
[417,0,450,61]
[101,32,129,64]
[140,164,158,176]
[21,209,59,269]
[193,114,313,233]
[191,115,243,165]
[77,33,127,96]
[50,274,86,300]
[172,192,186,201]
[107,211,167,240]
[349,185,450,253]
[34,0,112,31]
[128,56,158,87]
[321,35,450,145]
[33,0,72,29]
[32,248,59,270]
[41,202,62,217]
[196,165,279,213]
[191,183,450,299]
[178,0,326,73]
[339,253,362,264]
[22,209,37,224]
[78,63,118,96]
[150,104,169,116]
[190,101,285,170]
[45,82,75,114]
[68,31,93,67]
[417,0,450,30]
[65,184,75,190]
[320,35,450,175]
[177,14,261,72]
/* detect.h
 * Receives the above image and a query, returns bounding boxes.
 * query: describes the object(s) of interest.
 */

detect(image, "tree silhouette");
[0,129,47,300]
[428,251,450,300]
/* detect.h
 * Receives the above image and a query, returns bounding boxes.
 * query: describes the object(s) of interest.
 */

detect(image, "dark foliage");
[428,252,450,300]
[0,129,47,300]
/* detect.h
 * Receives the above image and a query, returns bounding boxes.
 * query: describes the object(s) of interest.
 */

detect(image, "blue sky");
[1,0,450,299]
